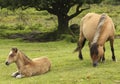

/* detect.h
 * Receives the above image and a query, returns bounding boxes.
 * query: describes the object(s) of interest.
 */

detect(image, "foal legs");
[16,74,25,78]
[11,71,20,77]
[110,39,116,61]
[12,71,25,78]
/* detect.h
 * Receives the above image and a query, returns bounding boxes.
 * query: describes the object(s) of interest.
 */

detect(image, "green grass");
[0,39,120,84]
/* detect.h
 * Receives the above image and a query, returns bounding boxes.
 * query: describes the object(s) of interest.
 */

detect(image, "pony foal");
[74,13,116,67]
[5,48,51,78]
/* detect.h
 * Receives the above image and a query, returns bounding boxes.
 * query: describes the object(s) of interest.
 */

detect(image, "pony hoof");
[101,61,105,64]
[101,60,105,63]
[112,59,117,62]
[79,57,83,60]
[114,59,117,62]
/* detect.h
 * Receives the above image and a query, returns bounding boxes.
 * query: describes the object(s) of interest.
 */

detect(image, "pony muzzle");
[93,62,98,67]
[5,61,10,66]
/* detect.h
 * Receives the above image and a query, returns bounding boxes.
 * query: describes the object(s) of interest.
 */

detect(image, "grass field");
[0,38,120,84]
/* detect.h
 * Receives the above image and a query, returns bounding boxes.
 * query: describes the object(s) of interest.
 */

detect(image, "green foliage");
[15,24,25,30]
[103,0,120,5]
[0,0,103,34]
[0,0,103,10]
[0,7,57,40]
[0,4,120,41]
[60,34,78,43]
[29,24,42,31]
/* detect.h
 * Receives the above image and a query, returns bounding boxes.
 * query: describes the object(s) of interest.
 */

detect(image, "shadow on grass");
[4,31,79,42]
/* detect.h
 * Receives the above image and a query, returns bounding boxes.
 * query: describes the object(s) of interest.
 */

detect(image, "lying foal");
[5,48,51,78]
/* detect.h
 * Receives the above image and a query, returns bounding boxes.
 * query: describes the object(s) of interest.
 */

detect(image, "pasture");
[0,39,120,84]
[0,4,120,84]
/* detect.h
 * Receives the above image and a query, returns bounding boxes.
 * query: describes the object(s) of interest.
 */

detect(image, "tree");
[0,0,102,35]
[103,0,120,5]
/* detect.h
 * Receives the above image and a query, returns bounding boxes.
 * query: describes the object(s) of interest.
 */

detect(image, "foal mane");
[18,50,32,64]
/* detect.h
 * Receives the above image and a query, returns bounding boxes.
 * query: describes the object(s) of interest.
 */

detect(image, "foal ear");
[11,48,18,53]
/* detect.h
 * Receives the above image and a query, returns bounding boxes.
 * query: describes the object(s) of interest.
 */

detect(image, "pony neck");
[15,51,32,69]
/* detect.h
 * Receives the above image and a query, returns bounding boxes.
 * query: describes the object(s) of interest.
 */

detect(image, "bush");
[103,0,120,5]
[29,24,43,31]
[60,34,78,43]
[0,24,8,29]
[15,24,25,30]
[69,24,80,36]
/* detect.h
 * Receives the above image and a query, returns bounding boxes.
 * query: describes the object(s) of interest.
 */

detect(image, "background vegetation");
[0,0,103,35]
[0,4,120,42]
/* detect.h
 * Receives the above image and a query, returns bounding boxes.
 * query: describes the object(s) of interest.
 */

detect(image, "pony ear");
[11,48,18,53]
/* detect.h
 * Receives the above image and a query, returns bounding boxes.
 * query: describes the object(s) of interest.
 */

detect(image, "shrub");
[15,24,25,30]
[29,23,43,31]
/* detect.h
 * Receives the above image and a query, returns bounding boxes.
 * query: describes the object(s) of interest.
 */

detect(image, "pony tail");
[91,13,107,45]
[74,39,86,53]
[74,42,80,52]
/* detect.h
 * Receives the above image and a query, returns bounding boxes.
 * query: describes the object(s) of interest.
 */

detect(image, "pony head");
[90,43,104,67]
[5,48,18,65]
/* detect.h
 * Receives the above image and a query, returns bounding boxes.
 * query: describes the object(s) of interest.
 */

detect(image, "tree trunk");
[57,15,69,34]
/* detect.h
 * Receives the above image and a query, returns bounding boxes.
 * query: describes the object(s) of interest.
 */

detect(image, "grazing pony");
[74,13,116,67]
[5,48,51,78]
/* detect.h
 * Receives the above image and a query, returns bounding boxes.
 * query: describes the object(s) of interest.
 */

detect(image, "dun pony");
[74,13,116,67]
[5,48,51,78]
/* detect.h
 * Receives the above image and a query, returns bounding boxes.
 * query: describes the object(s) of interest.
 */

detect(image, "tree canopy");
[0,0,103,34]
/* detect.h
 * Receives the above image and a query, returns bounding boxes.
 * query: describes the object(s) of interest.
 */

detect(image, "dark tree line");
[104,0,120,5]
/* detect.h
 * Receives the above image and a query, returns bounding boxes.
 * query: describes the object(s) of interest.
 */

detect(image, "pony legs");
[102,46,105,62]
[99,46,105,62]
[77,34,86,60]
[110,39,116,61]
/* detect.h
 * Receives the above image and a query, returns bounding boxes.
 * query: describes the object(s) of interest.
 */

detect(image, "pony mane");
[91,13,107,45]
[90,43,99,56]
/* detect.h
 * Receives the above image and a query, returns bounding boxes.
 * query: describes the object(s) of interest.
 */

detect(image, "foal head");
[90,43,104,67]
[5,48,18,65]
